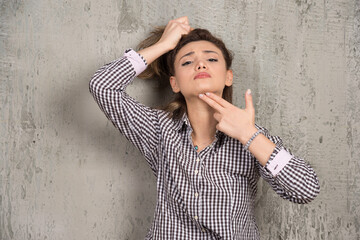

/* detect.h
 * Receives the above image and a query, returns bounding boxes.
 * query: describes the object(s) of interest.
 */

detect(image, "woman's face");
[170,40,233,99]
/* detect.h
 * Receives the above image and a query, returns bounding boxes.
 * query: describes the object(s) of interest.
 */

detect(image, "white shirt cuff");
[124,49,147,76]
[266,149,292,176]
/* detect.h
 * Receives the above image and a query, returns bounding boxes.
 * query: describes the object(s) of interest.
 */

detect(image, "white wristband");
[244,130,263,151]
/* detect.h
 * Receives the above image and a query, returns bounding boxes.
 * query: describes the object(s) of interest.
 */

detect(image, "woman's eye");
[208,58,218,62]
[181,61,192,66]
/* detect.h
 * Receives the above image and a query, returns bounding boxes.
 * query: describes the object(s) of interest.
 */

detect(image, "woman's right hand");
[157,16,192,51]
[138,17,191,66]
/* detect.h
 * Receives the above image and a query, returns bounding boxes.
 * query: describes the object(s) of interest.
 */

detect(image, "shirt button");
[196,157,200,162]
[194,216,198,220]
[194,170,198,174]
[202,228,206,232]
[195,192,199,198]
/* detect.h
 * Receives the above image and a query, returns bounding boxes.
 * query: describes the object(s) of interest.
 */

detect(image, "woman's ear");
[170,76,181,93]
[225,69,233,87]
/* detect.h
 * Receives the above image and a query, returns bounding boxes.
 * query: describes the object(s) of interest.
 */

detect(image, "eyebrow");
[179,50,219,61]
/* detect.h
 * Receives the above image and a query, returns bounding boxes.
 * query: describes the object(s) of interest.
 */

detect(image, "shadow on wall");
[49,69,172,238]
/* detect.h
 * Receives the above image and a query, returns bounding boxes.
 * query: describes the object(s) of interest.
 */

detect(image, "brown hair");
[137,27,233,120]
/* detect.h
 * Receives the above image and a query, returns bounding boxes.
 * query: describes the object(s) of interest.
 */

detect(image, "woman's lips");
[194,72,211,79]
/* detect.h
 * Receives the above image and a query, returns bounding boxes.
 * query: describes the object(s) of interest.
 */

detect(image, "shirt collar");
[174,112,228,152]
[174,112,191,132]
[174,112,225,139]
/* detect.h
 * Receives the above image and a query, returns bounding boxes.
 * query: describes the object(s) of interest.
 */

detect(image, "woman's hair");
[137,27,233,120]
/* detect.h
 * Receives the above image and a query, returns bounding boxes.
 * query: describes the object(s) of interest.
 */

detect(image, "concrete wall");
[1,0,359,239]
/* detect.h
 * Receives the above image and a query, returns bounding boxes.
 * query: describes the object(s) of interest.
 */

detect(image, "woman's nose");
[196,61,207,70]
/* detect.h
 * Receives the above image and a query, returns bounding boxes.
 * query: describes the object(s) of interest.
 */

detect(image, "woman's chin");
[196,87,221,95]
[182,87,222,98]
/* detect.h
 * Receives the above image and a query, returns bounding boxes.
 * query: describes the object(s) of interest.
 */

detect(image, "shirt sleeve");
[254,124,320,204]
[89,49,160,175]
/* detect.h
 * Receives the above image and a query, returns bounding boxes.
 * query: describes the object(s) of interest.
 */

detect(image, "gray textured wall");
[1,0,359,239]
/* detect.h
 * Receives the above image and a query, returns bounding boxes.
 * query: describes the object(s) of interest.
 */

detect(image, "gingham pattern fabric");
[89,50,320,240]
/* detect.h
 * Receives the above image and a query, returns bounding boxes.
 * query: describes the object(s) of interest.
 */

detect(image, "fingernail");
[205,92,210,96]
[199,94,204,98]
[247,89,251,95]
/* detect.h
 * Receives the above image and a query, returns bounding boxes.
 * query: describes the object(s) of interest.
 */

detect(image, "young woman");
[89,16,320,240]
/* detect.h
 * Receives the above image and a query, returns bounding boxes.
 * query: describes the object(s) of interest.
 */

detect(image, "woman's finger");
[179,23,191,33]
[175,16,189,24]
[167,19,190,35]
[245,89,254,112]
[213,112,222,122]
[199,93,224,113]
[204,92,232,108]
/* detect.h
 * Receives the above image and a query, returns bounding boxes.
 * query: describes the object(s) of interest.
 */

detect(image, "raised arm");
[89,17,191,175]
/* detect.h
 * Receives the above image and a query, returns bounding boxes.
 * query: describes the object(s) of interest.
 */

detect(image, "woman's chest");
[160,131,257,180]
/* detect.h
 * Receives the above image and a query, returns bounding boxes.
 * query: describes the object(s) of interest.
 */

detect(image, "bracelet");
[244,130,263,151]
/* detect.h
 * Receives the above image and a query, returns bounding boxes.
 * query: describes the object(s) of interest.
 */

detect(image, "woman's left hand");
[199,90,258,145]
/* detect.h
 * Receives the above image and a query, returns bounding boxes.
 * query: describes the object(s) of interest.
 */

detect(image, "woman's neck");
[185,97,217,142]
